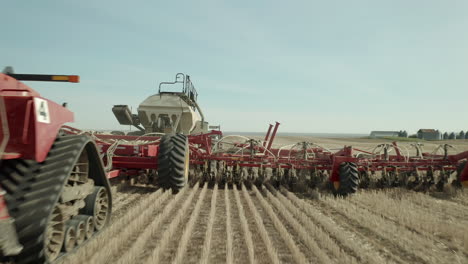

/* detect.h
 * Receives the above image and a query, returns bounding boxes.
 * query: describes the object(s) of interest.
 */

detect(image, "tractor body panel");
[0,73,74,162]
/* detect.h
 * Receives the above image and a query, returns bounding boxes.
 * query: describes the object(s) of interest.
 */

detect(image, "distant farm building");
[369,131,400,138]
[417,129,441,140]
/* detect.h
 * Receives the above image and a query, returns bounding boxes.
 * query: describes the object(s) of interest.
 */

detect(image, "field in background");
[58,136,468,264]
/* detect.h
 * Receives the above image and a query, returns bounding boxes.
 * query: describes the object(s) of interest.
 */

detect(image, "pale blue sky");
[2,0,467,133]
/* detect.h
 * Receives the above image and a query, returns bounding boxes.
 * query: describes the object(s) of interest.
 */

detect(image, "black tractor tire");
[358,171,370,188]
[453,160,467,188]
[336,162,359,196]
[157,134,189,191]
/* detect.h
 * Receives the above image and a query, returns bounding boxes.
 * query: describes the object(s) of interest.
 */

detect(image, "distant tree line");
[406,130,468,140]
[442,131,467,140]
[398,130,408,137]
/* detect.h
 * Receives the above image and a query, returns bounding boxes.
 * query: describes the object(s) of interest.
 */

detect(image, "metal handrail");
[158,73,198,103]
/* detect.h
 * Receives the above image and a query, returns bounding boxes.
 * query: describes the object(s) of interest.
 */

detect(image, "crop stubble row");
[61,185,468,264]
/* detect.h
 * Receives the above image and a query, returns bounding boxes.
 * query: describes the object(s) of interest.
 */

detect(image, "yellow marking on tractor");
[51,75,69,81]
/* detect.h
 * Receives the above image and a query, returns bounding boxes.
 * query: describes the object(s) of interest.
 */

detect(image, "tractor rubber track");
[0,135,110,264]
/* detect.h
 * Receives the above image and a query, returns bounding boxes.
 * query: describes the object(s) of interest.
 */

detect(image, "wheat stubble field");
[59,136,468,264]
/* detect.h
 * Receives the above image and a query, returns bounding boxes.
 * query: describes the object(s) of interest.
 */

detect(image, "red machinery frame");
[62,122,468,187]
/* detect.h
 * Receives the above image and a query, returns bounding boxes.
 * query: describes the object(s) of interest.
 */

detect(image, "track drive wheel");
[62,224,76,253]
[69,219,86,246]
[81,186,110,231]
[74,215,94,239]
[157,134,189,192]
[335,162,359,196]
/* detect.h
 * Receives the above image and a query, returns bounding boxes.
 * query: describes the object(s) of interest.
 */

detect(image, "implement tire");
[453,160,467,188]
[157,134,189,192]
[337,162,359,196]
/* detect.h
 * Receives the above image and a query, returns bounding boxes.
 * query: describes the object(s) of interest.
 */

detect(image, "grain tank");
[112,73,208,135]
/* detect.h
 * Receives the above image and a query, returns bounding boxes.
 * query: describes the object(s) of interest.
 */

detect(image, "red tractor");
[0,68,112,263]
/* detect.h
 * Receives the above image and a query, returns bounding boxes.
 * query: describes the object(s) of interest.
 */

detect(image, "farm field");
[57,136,468,264]
[58,181,468,264]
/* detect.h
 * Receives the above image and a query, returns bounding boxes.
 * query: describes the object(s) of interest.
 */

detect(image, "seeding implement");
[64,122,468,194]
[1,70,468,263]
[65,73,468,195]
